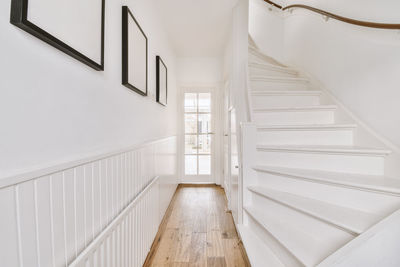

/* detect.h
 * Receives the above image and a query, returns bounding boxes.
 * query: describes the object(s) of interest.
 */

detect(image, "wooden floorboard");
[144,184,250,267]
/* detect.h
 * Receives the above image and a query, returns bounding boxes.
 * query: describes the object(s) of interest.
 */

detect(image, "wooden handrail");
[264,1,400,30]
[264,0,282,9]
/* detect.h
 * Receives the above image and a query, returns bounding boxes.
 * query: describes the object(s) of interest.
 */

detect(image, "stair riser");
[251,95,320,108]
[249,53,281,66]
[237,226,286,267]
[252,110,335,125]
[254,171,400,215]
[249,54,269,64]
[255,150,385,175]
[256,129,354,146]
[249,66,298,78]
[244,211,304,267]
[250,193,353,248]
[251,80,310,91]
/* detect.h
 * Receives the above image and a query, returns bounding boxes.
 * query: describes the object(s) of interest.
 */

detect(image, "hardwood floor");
[144,185,250,267]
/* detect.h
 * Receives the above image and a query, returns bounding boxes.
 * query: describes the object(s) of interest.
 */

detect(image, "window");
[184,93,212,175]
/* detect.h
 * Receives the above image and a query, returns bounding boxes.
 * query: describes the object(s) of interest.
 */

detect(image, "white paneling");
[64,169,77,264]
[75,166,86,256]
[35,176,54,267]
[16,181,39,267]
[106,159,113,225]
[51,173,67,267]
[92,162,101,238]
[83,164,94,246]
[0,186,20,266]
[0,136,177,267]
[100,160,107,231]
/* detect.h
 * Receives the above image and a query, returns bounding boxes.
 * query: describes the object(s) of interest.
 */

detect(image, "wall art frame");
[122,6,148,96]
[10,0,105,71]
[156,56,167,106]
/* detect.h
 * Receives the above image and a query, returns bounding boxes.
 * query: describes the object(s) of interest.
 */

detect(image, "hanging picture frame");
[156,56,167,106]
[10,0,105,70]
[122,6,148,96]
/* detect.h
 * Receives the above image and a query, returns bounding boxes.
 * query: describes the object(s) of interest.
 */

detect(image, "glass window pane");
[184,114,197,134]
[185,93,197,112]
[198,114,211,134]
[198,135,211,154]
[198,93,211,113]
[185,135,198,154]
[185,155,197,175]
[199,155,211,175]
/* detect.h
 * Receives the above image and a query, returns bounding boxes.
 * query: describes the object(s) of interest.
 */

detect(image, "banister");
[264,0,282,9]
[264,0,400,30]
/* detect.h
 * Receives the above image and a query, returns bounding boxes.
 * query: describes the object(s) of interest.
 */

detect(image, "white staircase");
[238,42,400,266]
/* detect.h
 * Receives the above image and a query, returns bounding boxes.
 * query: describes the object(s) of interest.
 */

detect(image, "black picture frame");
[122,6,148,96]
[156,56,167,106]
[10,0,105,71]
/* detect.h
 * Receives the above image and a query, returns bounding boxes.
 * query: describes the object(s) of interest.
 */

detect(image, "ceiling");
[154,0,239,57]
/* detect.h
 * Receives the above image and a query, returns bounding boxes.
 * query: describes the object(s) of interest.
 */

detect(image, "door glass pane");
[184,91,212,176]
[198,135,211,154]
[184,114,197,134]
[185,135,198,154]
[185,93,197,112]
[198,113,211,134]
[198,93,211,113]
[185,155,197,175]
[199,155,211,175]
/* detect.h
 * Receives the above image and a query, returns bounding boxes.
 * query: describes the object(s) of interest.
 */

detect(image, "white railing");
[0,136,177,267]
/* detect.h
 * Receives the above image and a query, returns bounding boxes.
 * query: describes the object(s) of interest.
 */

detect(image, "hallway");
[144,185,250,266]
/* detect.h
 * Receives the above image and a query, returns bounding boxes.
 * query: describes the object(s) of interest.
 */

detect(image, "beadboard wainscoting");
[0,136,178,267]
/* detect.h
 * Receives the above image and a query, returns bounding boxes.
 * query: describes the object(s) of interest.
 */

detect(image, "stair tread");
[256,145,391,155]
[253,165,400,195]
[237,224,285,267]
[251,76,309,82]
[256,124,357,130]
[251,90,322,95]
[249,62,297,73]
[253,105,337,112]
[244,205,335,266]
[249,48,287,68]
[248,185,378,234]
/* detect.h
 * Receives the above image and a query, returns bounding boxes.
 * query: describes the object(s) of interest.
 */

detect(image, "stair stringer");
[317,209,400,267]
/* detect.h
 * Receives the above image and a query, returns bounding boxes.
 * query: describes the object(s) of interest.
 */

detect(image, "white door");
[183,90,214,183]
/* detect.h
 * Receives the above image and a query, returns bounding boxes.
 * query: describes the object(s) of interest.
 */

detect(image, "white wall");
[223,0,250,126]
[176,57,224,184]
[249,0,400,152]
[249,0,284,61]
[222,0,249,223]
[177,57,223,85]
[0,0,178,179]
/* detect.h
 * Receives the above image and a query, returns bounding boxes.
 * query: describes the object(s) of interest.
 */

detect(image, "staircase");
[237,42,400,266]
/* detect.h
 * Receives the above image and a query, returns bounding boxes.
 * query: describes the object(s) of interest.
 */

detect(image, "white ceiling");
[154,0,238,57]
